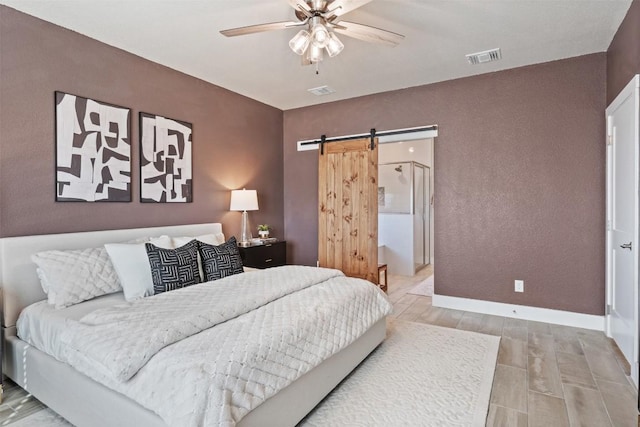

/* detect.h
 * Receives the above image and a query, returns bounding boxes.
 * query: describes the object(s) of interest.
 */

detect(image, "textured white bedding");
[17,292,125,358]
[16,266,392,427]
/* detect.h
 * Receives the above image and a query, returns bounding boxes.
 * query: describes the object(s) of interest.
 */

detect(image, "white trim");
[432,294,605,331]
[296,126,438,151]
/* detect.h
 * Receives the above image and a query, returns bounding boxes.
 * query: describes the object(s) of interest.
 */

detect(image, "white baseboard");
[432,294,605,331]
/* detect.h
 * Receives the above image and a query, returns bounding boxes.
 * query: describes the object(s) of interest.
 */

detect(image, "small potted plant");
[257,224,270,238]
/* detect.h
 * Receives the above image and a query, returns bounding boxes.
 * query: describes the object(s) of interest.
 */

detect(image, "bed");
[0,223,391,427]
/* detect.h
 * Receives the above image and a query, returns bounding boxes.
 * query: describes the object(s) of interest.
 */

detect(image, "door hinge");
[607,135,613,146]
[607,220,611,231]
[606,304,611,315]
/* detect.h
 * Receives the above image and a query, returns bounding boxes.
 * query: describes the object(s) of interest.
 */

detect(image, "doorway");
[605,74,639,388]
[378,137,434,284]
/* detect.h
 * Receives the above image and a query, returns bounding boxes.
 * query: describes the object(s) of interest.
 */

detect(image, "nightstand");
[239,241,286,269]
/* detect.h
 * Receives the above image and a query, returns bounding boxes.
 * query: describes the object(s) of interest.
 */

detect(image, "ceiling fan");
[220,0,404,66]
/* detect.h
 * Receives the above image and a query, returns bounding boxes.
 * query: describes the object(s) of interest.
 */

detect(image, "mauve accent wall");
[284,54,606,315]
[607,0,640,104]
[0,6,283,239]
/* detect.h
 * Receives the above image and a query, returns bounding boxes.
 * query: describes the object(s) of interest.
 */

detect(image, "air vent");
[466,48,502,65]
[308,85,336,96]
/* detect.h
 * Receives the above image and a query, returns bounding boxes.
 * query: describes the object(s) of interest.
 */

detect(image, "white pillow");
[31,247,121,309]
[172,233,225,247]
[104,236,172,301]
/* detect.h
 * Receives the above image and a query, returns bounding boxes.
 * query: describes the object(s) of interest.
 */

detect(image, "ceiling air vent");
[308,85,336,96]
[466,48,502,65]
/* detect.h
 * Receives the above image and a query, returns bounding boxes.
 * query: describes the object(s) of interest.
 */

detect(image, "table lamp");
[230,189,259,247]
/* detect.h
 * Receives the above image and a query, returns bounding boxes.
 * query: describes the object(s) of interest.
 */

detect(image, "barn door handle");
[620,242,632,250]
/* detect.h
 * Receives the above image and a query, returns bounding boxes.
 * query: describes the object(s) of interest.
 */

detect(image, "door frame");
[377,131,438,267]
[605,74,640,386]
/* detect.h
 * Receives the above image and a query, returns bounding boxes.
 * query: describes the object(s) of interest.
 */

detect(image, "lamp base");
[239,210,252,245]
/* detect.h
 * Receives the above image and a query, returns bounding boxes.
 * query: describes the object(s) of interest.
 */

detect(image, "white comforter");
[52,266,392,426]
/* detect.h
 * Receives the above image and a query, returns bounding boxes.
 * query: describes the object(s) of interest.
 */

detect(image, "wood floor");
[392,266,639,427]
[0,267,637,426]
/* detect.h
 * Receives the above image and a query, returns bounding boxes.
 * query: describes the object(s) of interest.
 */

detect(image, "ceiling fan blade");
[220,21,302,37]
[334,21,405,46]
[288,0,311,12]
[327,0,373,17]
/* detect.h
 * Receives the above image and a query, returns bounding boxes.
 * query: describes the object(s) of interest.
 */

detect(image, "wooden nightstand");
[239,241,286,269]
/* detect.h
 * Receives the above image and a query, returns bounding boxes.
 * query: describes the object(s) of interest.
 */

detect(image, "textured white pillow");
[31,247,122,309]
[104,236,173,301]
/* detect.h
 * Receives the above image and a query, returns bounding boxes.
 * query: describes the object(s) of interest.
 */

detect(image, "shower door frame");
[379,161,430,271]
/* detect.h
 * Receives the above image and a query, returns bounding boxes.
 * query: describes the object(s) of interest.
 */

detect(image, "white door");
[606,75,639,387]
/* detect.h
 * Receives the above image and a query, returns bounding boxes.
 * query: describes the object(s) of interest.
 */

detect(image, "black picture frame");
[54,91,132,202]
[139,112,193,203]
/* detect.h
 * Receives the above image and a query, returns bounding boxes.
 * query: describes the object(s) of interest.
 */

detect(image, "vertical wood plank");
[318,148,328,268]
[334,153,343,271]
[358,151,367,277]
[349,151,360,276]
[367,139,378,282]
[342,151,352,273]
[326,151,335,268]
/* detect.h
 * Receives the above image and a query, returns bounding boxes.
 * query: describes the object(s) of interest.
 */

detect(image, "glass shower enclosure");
[378,161,430,274]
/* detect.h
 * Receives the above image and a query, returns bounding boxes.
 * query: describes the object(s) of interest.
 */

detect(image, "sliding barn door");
[319,137,378,283]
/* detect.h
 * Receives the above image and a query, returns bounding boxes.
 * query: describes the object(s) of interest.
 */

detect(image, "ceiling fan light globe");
[326,32,344,57]
[311,24,330,48]
[307,43,324,63]
[289,30,311,55]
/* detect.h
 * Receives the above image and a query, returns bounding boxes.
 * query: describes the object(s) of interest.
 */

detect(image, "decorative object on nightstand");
[257,224,270,239]
[239,241,286,269]
[230,189,259,247]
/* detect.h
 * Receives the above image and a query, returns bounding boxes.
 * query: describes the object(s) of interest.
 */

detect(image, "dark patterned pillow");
[199,237,244,282]
[145,239,201,295]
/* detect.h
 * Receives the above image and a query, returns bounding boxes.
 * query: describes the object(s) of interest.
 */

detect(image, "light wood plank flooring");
[0,267,637,426]
[391,266,639,427]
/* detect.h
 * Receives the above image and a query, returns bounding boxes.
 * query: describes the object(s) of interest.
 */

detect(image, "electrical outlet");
[514,280,524,293]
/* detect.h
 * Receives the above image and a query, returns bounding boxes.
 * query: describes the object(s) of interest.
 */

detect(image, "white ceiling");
[1,0,632,110]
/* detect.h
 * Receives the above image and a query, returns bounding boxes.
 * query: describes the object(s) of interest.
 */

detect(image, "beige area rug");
[300,320,500,426]
[407,273,434,296]
[10,321,499,427]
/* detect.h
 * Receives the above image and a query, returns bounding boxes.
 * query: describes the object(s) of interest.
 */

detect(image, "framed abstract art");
[55,92,131,202]
[139,112,193,203]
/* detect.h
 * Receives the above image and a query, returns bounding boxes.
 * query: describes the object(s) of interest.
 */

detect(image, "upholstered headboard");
[0,223,223,328]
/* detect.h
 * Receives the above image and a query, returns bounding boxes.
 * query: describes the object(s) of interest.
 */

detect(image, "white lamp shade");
[230,189,259,211]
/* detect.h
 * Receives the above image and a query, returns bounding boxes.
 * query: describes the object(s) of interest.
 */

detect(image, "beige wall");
[0,6,284,240]
[283,54,606,316]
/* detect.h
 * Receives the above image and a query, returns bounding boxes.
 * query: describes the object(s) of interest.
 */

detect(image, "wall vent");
[466,48,502,65]
[308,85,336,96]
